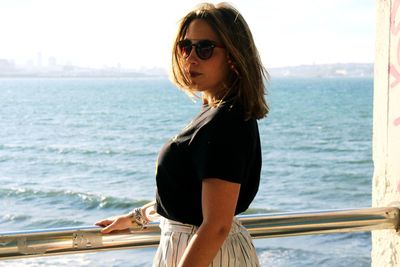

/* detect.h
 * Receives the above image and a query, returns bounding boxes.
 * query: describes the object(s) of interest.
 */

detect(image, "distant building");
[37,52,42,68]
[335,69,347,76]
[269,63,373,78]
[48,57,57,68]
[0,59,16,72]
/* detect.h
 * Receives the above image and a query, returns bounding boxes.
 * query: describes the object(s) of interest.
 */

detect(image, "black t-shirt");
[155,100,261,226]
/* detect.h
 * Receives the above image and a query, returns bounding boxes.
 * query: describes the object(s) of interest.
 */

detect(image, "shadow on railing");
[1,207,399,261]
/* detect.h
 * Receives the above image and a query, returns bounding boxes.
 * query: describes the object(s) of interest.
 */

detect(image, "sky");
[0,0,375,69]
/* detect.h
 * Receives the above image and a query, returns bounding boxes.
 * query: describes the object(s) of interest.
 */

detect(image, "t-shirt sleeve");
[192,114,253,184]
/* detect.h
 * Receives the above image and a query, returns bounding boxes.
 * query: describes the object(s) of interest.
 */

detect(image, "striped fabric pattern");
[153,217,260,267]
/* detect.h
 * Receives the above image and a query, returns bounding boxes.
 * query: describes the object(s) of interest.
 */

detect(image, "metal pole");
[1,207,398,261]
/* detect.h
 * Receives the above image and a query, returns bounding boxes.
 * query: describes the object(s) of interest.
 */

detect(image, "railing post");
[373,0,400,266]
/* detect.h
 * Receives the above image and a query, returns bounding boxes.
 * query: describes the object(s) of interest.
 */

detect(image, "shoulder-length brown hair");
[171,2,269,120]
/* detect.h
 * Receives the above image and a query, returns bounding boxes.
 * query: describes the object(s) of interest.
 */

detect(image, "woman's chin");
[190,84,207,92]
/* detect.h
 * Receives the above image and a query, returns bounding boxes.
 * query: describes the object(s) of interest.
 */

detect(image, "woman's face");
[181,19,230,99]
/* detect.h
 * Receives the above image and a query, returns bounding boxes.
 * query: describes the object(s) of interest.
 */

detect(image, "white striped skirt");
[153,217,260,267]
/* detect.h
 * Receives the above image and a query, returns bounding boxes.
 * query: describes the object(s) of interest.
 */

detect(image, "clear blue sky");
[0,0,375,69]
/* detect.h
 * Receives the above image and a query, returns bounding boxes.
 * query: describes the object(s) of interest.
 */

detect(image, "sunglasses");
[178,39,225,60]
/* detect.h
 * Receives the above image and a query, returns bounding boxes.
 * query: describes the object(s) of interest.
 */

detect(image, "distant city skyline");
[0,0,375,69]
[0,56,373,79]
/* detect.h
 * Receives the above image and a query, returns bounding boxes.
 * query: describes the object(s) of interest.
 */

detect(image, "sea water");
[0,76,372,266]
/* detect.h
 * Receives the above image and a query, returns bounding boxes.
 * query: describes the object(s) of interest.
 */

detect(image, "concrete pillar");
[372,0,400,266]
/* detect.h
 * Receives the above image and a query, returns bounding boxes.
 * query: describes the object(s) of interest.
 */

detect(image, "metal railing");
[1,207,399,261]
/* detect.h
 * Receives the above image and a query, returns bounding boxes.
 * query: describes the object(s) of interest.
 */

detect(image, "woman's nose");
[186,47,199,64]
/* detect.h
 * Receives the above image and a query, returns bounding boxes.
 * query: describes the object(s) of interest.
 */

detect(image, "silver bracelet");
[128,207,149,227]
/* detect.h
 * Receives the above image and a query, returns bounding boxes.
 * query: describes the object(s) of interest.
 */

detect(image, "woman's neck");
[202,85,232,106]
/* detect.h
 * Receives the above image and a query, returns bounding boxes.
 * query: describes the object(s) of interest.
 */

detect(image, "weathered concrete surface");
[372,0,400,266]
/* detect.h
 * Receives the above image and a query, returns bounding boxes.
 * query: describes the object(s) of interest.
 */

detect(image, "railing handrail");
[1,207,399,261]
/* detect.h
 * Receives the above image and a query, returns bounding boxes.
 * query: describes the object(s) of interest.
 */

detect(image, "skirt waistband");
[159,217,243,235]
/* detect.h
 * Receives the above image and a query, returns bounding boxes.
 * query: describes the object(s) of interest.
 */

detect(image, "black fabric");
[155,100,261,226]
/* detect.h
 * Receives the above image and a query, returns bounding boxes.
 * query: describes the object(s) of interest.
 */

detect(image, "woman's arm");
[178,178,240,267]
[95,200,156,234]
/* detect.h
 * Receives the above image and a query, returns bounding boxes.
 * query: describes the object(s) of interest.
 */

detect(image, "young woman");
[96,3,269,266]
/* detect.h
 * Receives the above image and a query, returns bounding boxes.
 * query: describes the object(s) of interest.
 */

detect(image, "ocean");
[0,76,373,266]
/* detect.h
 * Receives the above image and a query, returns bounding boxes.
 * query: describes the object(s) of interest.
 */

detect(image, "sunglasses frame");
[178,39,225,60]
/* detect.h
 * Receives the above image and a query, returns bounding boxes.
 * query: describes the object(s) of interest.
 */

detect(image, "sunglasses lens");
[178,40,217,60]
[196,41,214,60]
[178,40,192,58]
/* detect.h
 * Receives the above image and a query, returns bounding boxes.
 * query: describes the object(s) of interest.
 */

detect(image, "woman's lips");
[189,71,202,78]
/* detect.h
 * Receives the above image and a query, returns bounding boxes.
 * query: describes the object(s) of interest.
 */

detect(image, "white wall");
[372,0,400,266]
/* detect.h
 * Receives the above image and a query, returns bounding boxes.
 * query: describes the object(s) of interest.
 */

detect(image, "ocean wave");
[258,247,324,267]
[0,156,11,163]
[0,143,143,157]
[338,159,372,165]
[321,232,370,244]
[0,187,148,211]
[5,253,92,267]
[26,218,88,228]
[242,207,281,215]
[1,214,31,223]
[44,145,124,156]
[258,246,370,267]
[287,162,322,168]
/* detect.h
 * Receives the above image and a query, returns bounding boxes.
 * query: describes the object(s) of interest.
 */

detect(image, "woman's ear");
[227,55,239,76]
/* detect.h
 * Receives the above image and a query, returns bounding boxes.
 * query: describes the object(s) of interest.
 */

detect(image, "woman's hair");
[171,2,269,120]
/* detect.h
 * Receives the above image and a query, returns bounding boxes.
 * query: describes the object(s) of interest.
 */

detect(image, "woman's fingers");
[95,219,114,227]
[95,216,132,234]
[100,221,118,234]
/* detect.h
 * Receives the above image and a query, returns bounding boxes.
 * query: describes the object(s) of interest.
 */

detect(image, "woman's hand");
[95,214,135,234]
[96,201,156,234]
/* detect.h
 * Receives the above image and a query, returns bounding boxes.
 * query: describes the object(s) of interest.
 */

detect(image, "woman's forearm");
[178,221,231,267]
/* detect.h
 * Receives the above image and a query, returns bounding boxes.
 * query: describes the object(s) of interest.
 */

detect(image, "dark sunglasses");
[178,39,225,60]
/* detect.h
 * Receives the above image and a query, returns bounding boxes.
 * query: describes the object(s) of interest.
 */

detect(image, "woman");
[96,3,268,266]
